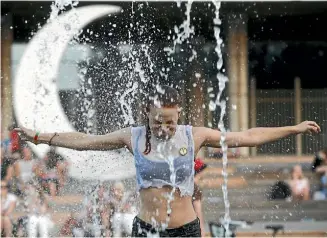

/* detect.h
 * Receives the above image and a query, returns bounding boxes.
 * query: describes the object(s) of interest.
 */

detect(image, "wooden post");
[238,25,249,157]
[250,77,257,156]
[227,26,239,134]
[1,14,13,139]
[295,77,302,156]
[227,14,249,156]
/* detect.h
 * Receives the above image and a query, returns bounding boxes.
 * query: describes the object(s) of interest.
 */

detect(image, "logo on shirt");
[179,147,188,156]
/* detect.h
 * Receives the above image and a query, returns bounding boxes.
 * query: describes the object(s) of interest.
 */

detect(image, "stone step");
[198,165,316,179]
[202,184,270,195]
[203,231,327,237]
[203,156,314,166]
[203,199,327,210]
[235,231,327,237]
[197,176,248,189]
[244,171,317,180]
[204,208,327,222]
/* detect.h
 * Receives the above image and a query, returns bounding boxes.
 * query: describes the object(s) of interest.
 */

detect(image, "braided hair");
[143,85,181,155]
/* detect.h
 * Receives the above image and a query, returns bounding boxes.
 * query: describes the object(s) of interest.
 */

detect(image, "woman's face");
[148,106,180,140]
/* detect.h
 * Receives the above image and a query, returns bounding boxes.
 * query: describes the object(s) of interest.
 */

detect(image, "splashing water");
[211,0,231,235]
[157,141,176,231]
[164,0,194,59]
[49,0,79,20]
[158,0,196,232]
[117,4,156,126]
[111,6,199,232]
[42,0,232,236]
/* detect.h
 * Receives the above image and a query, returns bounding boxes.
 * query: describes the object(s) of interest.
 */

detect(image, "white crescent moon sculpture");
[13,5,136,181]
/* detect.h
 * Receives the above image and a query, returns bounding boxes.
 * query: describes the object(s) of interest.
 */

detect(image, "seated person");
[1,148,14,183]
[24,182,54,237]
[312,148,327,198]
[18,147,36,184]
[2,150,24,197]
[288,165,310,201]
[33,147,68,196]
[1,180,17,237]
[109,182,137,237]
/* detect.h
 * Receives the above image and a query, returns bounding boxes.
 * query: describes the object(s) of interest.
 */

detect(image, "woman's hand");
[294,121,321,134]
[14,127,37,143]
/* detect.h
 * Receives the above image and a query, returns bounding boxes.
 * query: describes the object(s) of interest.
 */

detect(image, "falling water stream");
[212,1,231,235]
[167,1,231,235]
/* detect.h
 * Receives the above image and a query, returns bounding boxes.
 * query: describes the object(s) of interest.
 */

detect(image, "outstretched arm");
[195,121,320,148]
[14,127,131,151]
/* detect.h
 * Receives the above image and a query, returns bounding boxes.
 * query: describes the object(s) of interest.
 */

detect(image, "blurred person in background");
[18,146,37,185]
[110,181,137,237]
[8,124,22,153]
[1,147,14,182]
[288,164,310,201]
[33,147,68,196]
[312,148,327,200]
[24,182,54,237]
[1,180,17,237]
[1,124,22,155]
[85,183,110,237]
[5,149,25,197]
[1,131,11,152]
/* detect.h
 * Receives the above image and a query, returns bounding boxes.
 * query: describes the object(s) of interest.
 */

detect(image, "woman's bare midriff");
[138,186,197,228]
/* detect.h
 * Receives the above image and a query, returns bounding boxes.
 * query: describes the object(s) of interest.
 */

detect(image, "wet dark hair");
[143,85,181,155]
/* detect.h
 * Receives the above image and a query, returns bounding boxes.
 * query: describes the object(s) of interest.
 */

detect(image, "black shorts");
[131,216,201,237]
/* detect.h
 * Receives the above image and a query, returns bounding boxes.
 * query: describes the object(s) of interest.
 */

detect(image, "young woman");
[288,164,310,201]
[15,85,320,237]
